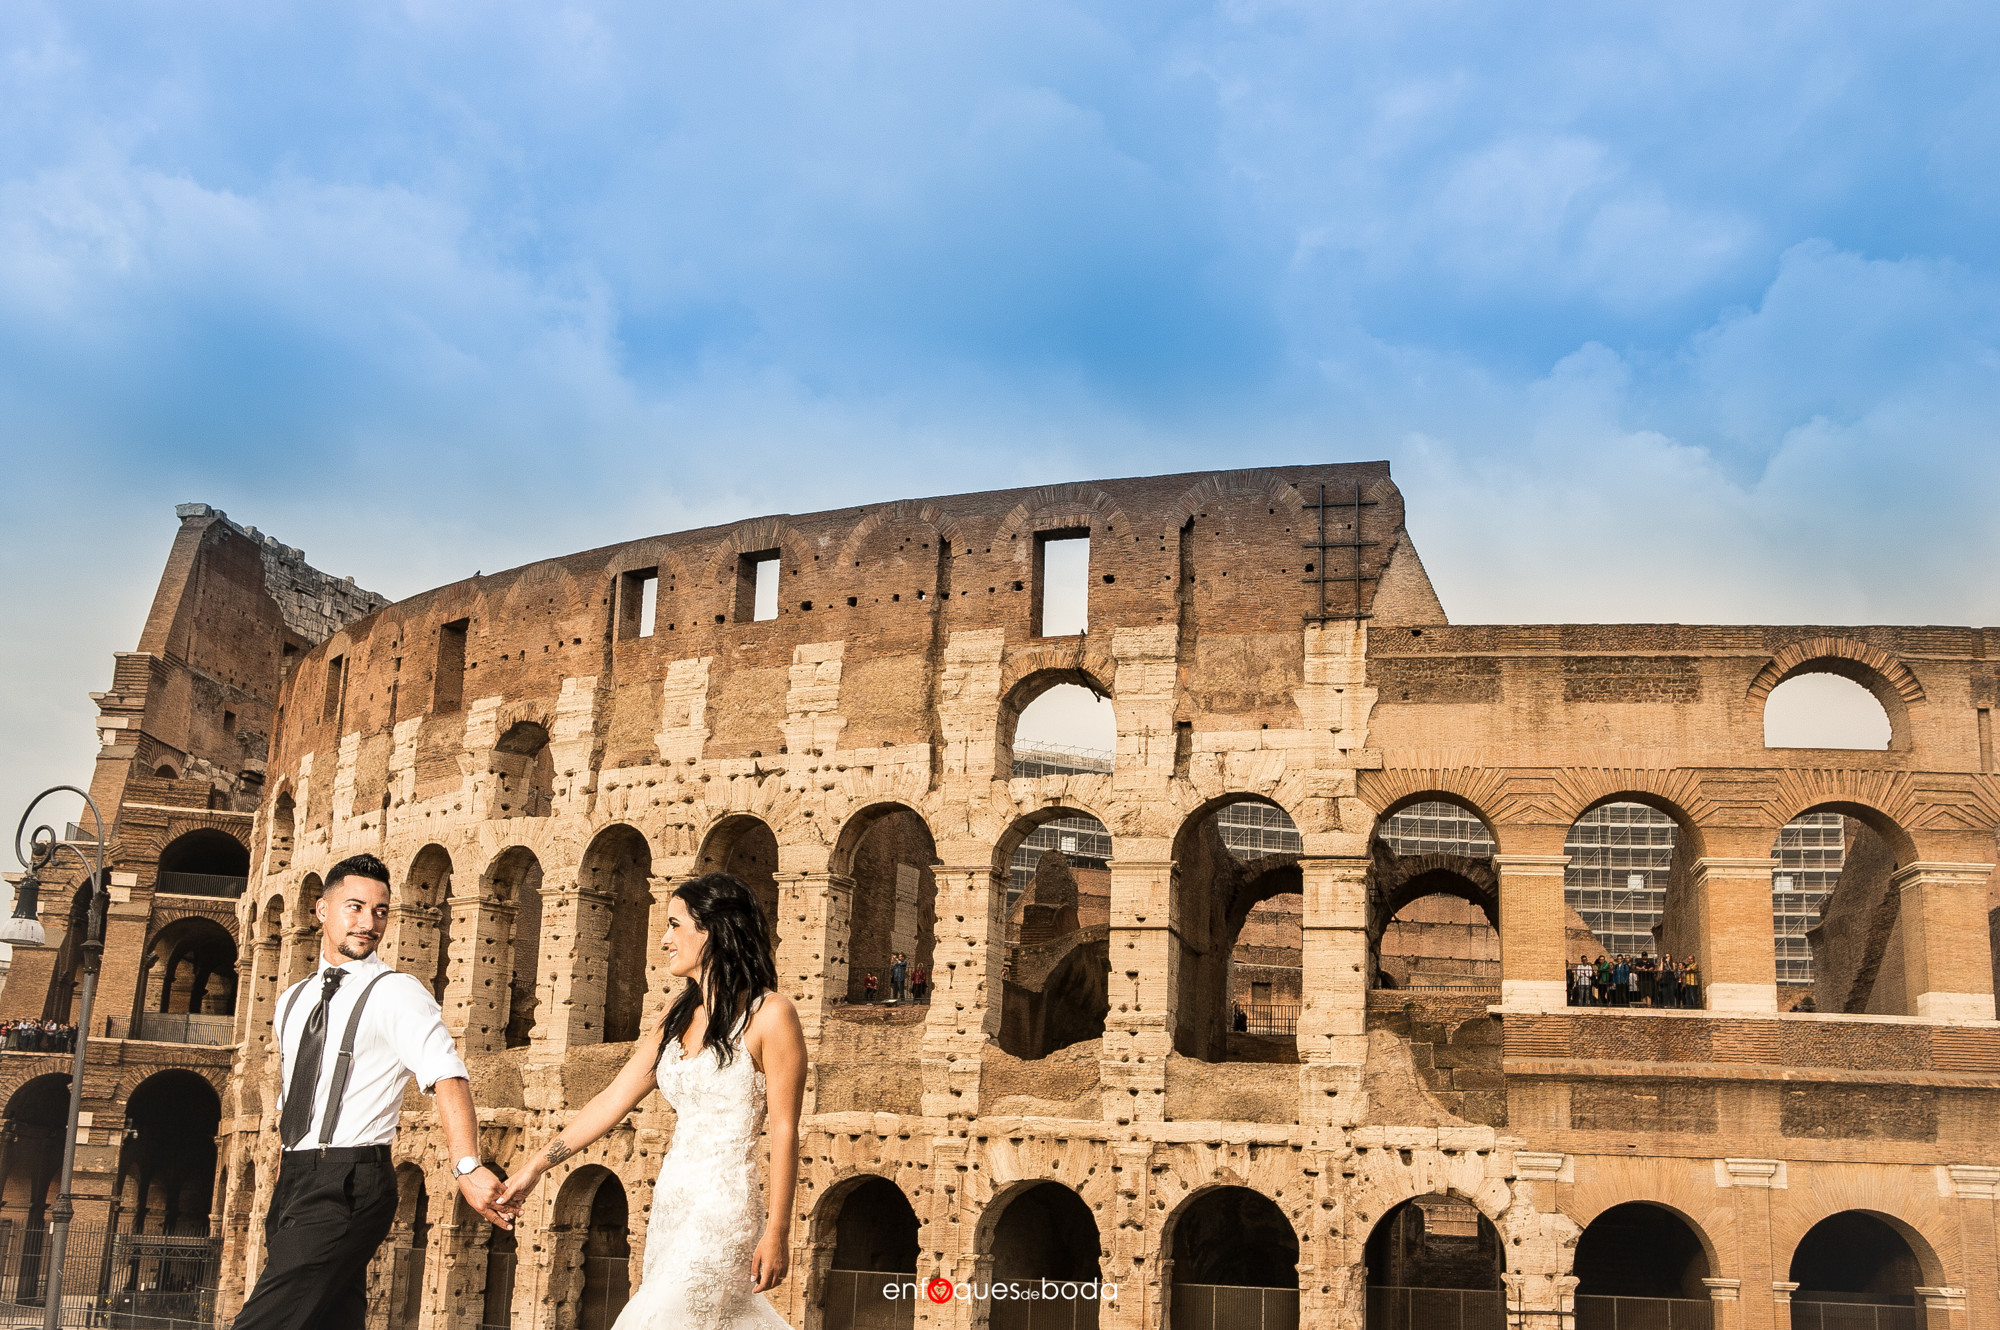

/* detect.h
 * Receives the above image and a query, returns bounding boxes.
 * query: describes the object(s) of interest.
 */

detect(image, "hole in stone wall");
[1012,685,1116,777]
[735,550,781,622]
[434,620,468,712]
[1035,531,1090,636]
[618,569,659,639]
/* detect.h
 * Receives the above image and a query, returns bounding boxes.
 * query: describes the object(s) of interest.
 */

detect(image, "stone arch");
[1751,640,1921,752]
[975,1178,1105,1311]
[138,914,239,1018]
[834,500,965,569]
[1163,1183,1301,1329]
[116,1068,222,1234]
[156,827,251,895]
[702,519,819,592]
[267,789,296,874]
[493,720,555,818]
[1790,801,1936,1018]
[1570,1200,1715,1304]
[579,824,654,1044]
[831,803,937,1006]
[695,814,782,942]
[1171,795,1305,1062]
[804,1172,921,1330]
[370,1161,432,1330]
[1558,794,1704,999]
[1,1074,72,1234]
[547,1165,631,1330]
[1366,789,1502,850]
[1366,843,1499,994]
[1165,469,1308,530]
[388,844,453,1002]
[990,483,1133,547]
[483,847,545,1049]
[1786,1208,1947,1311]
[994,660,1118,778]
[1362,1192,1505,1329]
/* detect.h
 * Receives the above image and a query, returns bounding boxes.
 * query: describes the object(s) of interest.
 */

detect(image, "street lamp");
[8,785,108,1330]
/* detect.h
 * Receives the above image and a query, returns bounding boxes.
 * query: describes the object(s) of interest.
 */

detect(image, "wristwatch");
[455,1156,483,1178]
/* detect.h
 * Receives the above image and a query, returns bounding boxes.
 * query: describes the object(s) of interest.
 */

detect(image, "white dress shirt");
[275,951,469,1149]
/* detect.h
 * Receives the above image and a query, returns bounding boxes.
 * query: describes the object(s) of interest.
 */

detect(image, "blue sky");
[3,1,1999,835]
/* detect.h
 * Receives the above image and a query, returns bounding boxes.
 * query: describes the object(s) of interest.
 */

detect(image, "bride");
[495,873,806,1327]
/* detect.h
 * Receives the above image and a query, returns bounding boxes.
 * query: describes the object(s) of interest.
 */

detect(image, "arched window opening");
[2,1075,72,1234]
[1803,813,1921,1017]
[1172,799,1303,1063]
[1377,893,1499,994]
[268,793,296,872]
[1011,683,1116,778]
[1770,813,1848,1005]
[821,1177,920,1330]
[999,809,1111,1060]
[138,918,238,1041]
[43,879,105,1025]
[1573,1203,1712,1329]
[486,848,545,1049]
[152,763,179,780]
[1563,803,1699,1009]
[1789,1212,1923,1319]
[289,875,325,986]
[1169,1187,1300,1330]
[838,807,937,1007]
[374,1164,430,1330]
[494,721,556,818]
[986,1183,1100,1330]
[157,829,250,897]
[481,1216,519,1330]
[401,845,455,1004]
[116,1070,221,1234]
[696,817,781,950]
[1364,1195,1504,1330]
[581,826,653,1044]
[1765,673,1893,750]
[578,1176,631,1330]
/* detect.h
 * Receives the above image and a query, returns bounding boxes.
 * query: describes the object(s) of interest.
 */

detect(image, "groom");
[232,853,510,1330]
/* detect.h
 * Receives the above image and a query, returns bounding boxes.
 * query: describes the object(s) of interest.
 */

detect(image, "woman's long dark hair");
[659,872,777,1066]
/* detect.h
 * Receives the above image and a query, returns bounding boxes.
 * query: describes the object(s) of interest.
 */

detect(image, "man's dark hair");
[325,853,392,893]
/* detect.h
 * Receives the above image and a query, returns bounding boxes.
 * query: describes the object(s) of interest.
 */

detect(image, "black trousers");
[233,1147,398,1330]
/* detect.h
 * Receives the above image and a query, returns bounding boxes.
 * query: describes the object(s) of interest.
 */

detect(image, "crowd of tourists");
[859,954,930,1004]
[0,1019,79,1052]
[1568,953,1701,1008]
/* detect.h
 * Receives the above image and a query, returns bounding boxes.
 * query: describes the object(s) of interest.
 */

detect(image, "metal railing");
[986,1291,1101,1330]
[0,1225,220,1330]
[1366,1285,1505,1330]
[1238,1005,1299,1037]
[574,1254,630,1330]
[153,873,247,899]
[820,1269,916,1330]
[106,1015,237,1046]
[1010,744,1115,779]
[1787,1300,1917,1330]
[1170,1282,1299,1330]
[1576,1294,1715,1330]
[1400,979,1501,996]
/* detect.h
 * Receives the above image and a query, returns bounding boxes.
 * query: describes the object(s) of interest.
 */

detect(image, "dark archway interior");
[408,846,454,1003]
[1170,1187,1299,1288]
[1574,1203,1709,1300]
[700,817,782,947]
[159,829,251,880]
[1365,1195,1503,1291]
[990,1182,1100,1284]
[1040,939,1110,1055]
[2,1075,71,1225]
[119,1070,222,1233]
[1172,800,1303,1063]
[830,1176,920,1273]
[489,848,545,1049]
[582,826,653,1043]
[843,808,937,1005]
[149,918,239,1015]
[495,720,555,817]
[1790,1212,1921,1305]
[579,1175,632,1330]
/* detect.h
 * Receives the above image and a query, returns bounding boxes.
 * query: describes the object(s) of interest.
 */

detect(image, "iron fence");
[1575,1294,1715,1330]
[819,1269,915,1330]
[0,1225,220,1330]
[1365,1285,1505,1330]
[1170,1282,1299,1330]
[1239,1005,1299,1037]
[153,873,247,899]
[101,1015,237,1046]
[1787,1300,1918,1330]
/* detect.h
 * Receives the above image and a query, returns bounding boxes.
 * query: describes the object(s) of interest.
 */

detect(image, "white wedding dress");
[614,997,792,1329]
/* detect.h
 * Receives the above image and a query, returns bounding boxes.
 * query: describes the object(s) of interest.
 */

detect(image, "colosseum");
[5,463,1998,1330]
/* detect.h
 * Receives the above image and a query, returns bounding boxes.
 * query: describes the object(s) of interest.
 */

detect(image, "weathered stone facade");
[16,465,2000,1330]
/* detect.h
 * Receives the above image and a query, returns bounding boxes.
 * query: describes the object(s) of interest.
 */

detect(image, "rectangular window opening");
[222,710,236,736]
[735,550,780,622]
[1981,707,1994,774]
[322,655,345,723]
[434,620,468,713]
[1034,529,1090,637]
[619,569,660,639]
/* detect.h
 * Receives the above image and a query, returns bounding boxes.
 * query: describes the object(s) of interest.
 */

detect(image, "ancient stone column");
[449,891,516,1054]
[1102,855,1177,1125]
[775,870,852,1044]
[1719,1159,1784,1330]
[1893,863,1998,1021]
[1493,852,1570,1010]
[1298,853,1370,1068]
[539,878,615,1051]
[921,860,1005,1120]
[1703,1278,1742,1330]
[1946,1165,2000,1330]
[1689,857,1781,1013]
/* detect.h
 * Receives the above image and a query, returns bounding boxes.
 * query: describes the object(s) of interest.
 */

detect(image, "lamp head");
[0,871,47,948]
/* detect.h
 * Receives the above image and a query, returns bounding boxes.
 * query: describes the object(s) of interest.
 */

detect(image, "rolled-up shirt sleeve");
[385,975,470,1094]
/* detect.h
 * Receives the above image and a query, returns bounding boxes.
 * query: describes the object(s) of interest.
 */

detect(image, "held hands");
[751,1227,790,1293]
[457,1166,513,1230]
[492,1159,548,1224]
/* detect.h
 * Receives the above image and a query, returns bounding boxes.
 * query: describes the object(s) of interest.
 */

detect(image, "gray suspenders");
[276,969,394,1150]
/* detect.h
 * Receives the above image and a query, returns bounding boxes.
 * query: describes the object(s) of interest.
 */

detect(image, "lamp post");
[3,785,109,1330]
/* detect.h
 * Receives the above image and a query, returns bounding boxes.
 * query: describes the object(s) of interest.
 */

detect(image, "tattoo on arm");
[545,1140,573,1167]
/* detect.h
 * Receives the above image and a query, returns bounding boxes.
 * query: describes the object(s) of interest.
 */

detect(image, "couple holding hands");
[236,854,807,1330]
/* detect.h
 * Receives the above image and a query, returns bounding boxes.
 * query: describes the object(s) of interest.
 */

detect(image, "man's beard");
[335,934,378,961]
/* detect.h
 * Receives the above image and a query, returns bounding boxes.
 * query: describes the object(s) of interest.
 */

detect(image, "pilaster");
[1494,853,1570,1010]
[1893,863,1998,1021]
[1102,856,1178,1124]
[1693,857,1781,1013]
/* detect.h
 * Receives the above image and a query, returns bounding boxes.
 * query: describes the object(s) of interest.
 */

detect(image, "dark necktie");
[281,968,346,1148]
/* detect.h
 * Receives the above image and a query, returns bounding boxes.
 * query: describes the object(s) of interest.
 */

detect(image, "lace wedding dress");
[613,997,792,1329]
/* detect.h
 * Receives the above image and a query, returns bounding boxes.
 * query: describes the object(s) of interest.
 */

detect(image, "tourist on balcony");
[889,953,908,1003]
[1593,955,1610,1005]
[864,971,879,1003]
[1610,956,1629,1006]
[1572,956,1595,1006]
[1679,958,1701,1008]
[911,964,928,1004]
